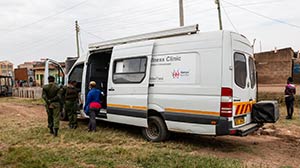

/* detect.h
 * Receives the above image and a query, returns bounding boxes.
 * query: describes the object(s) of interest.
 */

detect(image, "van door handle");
[149,83,154,87]
[108,88,115,91]
[234,98,241,102]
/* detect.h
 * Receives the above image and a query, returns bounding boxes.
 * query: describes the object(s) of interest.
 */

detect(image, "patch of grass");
[2,97,287,168]
[258,92,300,108]
[0,140,243,168]
[136,151,241,168]
[275,106,300,127]
[0,121,244,167]
[1,146,77,168]
[258,92,300,127]
[0,97,44,105]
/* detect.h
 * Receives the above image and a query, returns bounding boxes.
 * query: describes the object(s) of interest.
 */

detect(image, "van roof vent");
[88,24,199,51]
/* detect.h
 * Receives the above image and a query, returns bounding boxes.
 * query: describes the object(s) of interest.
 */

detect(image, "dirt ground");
[1,100,300,167]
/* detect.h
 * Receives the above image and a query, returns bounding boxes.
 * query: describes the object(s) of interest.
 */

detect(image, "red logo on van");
[172,70,180,78]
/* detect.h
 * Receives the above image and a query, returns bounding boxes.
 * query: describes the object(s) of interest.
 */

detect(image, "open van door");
[44,58,67,120]
[44,59,65,86]
[231,33,256,129]
[107,41,154,127]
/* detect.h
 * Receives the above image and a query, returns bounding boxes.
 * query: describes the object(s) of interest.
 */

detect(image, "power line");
[223,0,300,30]
[220,3,238,32]
[9,25,74,50]
[80,28,104,40]
[8,0,90,31]
[225,0,282,7]
[80,1,176,24]
[13,33,73,56]
[81,6,216,31]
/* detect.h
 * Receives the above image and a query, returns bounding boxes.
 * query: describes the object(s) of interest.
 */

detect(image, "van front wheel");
[142,116,169,142]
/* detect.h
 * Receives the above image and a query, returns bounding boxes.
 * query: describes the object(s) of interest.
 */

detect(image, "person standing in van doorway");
[64,80,79,129]
[42,76,62,136]
[84,81,102,132]
[285,77,296,119]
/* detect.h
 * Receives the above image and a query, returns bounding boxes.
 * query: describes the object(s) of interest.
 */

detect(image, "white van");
[46,25,261,141]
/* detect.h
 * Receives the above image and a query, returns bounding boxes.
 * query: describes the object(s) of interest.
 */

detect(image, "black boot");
[49,127,54,134]
[54,128,59,137]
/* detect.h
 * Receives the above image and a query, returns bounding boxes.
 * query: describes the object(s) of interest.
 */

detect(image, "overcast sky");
[0,0,300,67]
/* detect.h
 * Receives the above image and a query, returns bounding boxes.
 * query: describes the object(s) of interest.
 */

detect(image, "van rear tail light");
[220,87,233,117]
[221,87,233,97]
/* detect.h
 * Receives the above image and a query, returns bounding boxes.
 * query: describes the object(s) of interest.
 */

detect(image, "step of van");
[235,123,261,136]
[96,109,107,118]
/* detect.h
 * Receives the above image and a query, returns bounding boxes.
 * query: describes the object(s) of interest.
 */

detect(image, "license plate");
[234,117,245,125]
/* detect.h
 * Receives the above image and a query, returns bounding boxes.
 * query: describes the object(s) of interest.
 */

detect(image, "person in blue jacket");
[84,81,103,131]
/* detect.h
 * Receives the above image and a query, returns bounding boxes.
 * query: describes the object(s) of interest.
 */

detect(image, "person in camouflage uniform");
[64,80,79,129]
[42,76,62,137]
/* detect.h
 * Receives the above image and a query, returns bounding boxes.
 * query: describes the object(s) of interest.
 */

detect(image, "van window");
[69,64,83,82]
[249,57,256,89]
[234,53,247,88]
[113,57,147,83]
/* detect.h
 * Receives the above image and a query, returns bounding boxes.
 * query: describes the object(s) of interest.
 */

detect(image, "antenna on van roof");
[89,24,199,50]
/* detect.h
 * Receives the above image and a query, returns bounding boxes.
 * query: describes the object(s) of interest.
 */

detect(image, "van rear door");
[107,41,154,127]
[231,33,256,128]
[44,59,65,86]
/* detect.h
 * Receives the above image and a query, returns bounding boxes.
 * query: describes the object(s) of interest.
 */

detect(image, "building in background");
[15,61,42,87]
[254,48,297,84]
[15,61,65,87]
[292,50,300,84]
[0,61,13,76]
[33,62,65,86]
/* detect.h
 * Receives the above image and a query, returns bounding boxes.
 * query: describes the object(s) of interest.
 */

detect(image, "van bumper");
[230,123,262,136]
[216,118,262,136]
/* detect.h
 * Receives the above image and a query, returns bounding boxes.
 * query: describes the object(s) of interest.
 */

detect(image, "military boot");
[53,128,59,137]
[49,127,54,134]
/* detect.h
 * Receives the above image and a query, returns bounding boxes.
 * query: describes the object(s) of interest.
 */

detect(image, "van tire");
[142,116,169,142]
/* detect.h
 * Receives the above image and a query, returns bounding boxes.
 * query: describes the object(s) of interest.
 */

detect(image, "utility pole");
[75,20,80,58]
[179,0,184,27]
[260,41,262,52]
[215,0,223,30]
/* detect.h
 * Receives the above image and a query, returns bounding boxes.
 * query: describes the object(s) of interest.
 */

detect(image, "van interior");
[86,48,112,109]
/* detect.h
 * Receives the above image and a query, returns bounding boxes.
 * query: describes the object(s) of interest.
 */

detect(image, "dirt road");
[0,99,300,167]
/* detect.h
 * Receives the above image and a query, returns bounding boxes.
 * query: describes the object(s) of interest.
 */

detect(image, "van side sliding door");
[107,41,154,127]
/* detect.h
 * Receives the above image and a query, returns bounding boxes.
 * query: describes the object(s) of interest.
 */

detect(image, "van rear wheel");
[142,116,169,142]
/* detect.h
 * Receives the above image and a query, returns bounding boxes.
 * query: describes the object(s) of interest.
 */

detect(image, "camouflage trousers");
[65,101,78,127]
[46,102,60,129]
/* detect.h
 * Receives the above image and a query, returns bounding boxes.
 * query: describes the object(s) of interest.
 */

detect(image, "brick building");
[254,48,296,84]
[0,61,14,76]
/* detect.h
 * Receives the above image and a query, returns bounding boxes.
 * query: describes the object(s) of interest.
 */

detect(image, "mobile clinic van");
[45,25,276,141]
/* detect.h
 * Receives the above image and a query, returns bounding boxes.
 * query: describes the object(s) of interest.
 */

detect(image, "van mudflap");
[233,123,262,136]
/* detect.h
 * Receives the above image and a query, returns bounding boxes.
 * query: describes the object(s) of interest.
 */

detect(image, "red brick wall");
[254,48,294,84]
